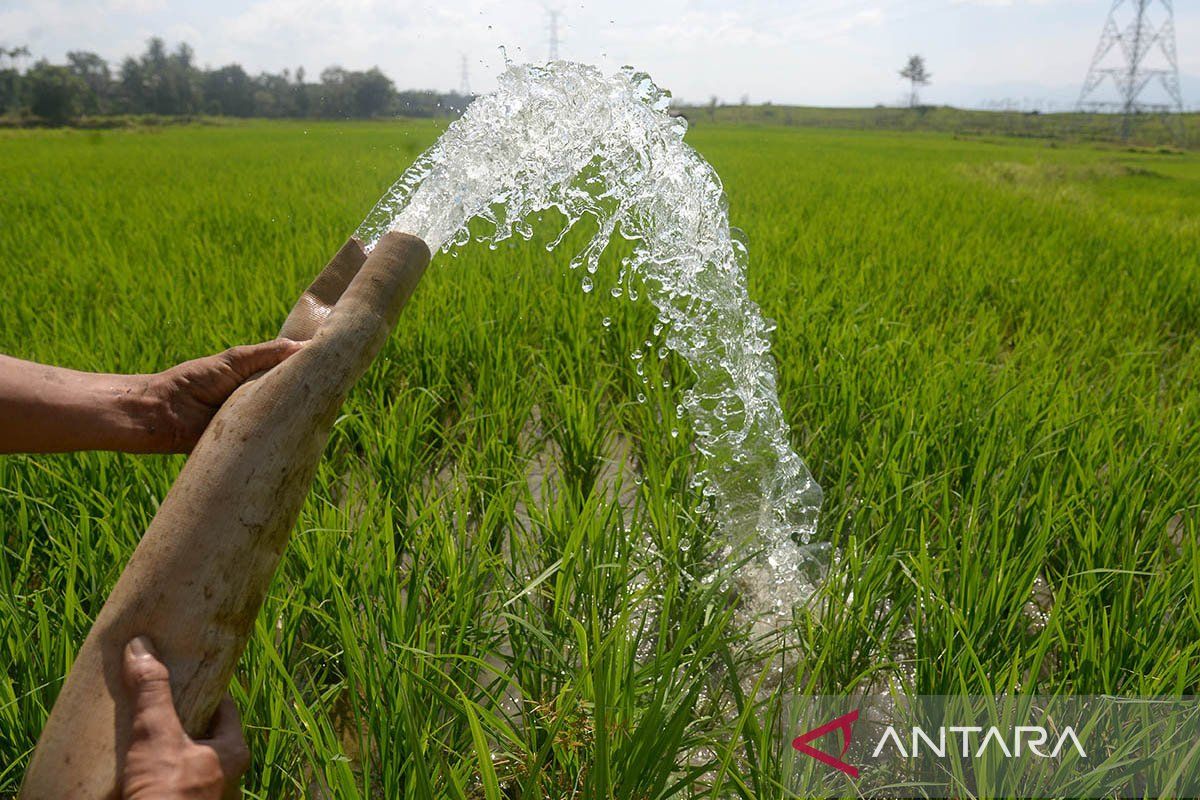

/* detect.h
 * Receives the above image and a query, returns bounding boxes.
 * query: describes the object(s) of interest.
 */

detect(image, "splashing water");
[357,62,824,611]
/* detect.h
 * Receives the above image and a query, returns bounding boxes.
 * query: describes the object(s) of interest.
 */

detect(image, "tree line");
[0,40,471,124]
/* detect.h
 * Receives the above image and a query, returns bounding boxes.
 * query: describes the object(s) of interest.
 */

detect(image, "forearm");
[0,355,161,454]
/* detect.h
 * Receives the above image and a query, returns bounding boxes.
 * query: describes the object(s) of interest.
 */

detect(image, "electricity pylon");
[1077,0,1184,139]
[546,7,562,61]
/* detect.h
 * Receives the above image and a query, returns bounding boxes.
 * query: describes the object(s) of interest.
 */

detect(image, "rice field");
[1,119,1198,797]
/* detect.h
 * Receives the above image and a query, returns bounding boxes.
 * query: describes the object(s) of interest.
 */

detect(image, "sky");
[1,0,1197,110]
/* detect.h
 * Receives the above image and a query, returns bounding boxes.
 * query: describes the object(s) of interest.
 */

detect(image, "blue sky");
[1,0,1196,109]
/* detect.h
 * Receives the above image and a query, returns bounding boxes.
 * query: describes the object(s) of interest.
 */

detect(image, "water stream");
[356,62,824,613]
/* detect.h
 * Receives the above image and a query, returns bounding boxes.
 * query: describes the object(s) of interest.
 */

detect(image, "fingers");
[120,643,252,795]
[123,636,186,743]
[279,238,368,341]
[220,338,304,382]
[200,694,251,778]
[302,238,370,309]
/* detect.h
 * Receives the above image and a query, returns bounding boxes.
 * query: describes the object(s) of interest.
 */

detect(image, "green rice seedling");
[1,119,1197,797]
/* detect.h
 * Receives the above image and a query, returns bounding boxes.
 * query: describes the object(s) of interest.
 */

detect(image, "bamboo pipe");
[21,232,431,799]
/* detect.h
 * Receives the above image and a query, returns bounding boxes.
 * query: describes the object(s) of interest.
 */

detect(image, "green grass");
[1,119,1198,797]
[678,103,1200,149]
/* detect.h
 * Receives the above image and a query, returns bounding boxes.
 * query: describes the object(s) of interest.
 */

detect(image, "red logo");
[792,709,860,779]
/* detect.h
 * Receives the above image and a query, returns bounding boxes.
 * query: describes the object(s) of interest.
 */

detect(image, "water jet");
[359,62,824,612]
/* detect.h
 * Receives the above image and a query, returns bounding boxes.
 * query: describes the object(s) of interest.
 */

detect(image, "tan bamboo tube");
[20,232,431,799]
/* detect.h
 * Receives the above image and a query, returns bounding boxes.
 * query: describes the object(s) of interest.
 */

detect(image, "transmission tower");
[546,7,562,61]
[459,54,471,96]
[1077,0,1183,137]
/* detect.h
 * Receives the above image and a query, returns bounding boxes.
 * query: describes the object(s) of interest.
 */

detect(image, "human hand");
[0,340,301,456]
[121,636,250,800]
[144,339,303,453]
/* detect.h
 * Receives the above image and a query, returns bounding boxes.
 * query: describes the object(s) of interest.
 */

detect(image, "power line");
[1077,0,1183,138]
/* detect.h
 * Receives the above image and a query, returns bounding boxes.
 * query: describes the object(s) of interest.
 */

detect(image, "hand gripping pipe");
[21,232,431,799]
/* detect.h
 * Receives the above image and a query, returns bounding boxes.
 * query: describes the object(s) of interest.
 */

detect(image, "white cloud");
[107,0,167,12]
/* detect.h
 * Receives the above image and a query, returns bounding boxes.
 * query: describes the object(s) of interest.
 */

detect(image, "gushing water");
[356,62,823,612]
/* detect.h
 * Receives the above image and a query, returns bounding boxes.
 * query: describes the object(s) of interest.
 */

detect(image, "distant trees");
[27,62,85,123]
[1,46,32,113]
[66,51,112,114]
[353,68,396,117]
[203,65,256,116]
[119,39,201,115]
[1,46,30,62]
[1,45,30,72]
[0,68,19,114]
[0,38,472,124]
[899,55,931,108]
